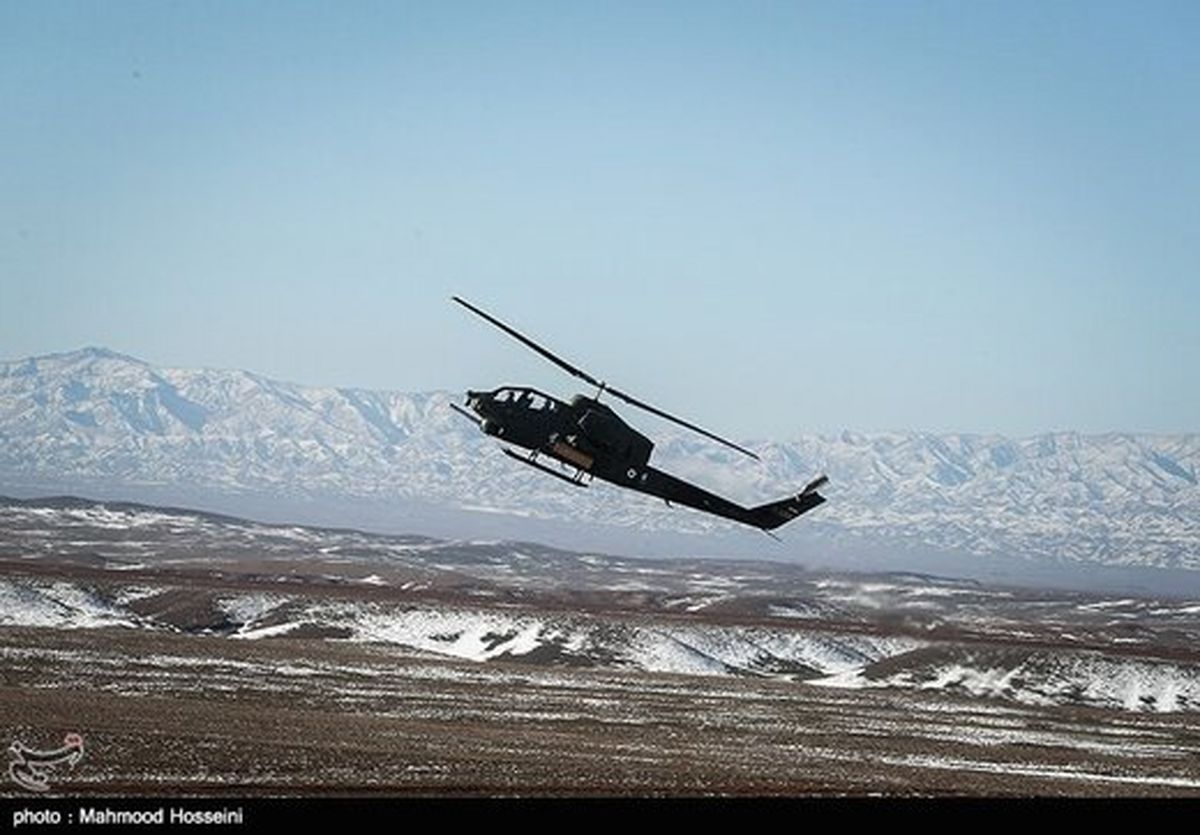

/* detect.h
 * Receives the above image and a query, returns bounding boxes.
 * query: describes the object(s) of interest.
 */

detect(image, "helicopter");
[450,296,828,532]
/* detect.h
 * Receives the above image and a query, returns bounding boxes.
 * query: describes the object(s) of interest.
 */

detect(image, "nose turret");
[466,390,489,413]
[464,390,501,436]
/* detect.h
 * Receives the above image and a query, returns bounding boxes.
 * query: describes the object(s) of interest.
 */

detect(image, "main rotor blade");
[452,296,603,390]
[453,295,759,461]
[605,385,761,461]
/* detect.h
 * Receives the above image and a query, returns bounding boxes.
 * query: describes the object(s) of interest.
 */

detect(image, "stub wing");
[612,467,827,531]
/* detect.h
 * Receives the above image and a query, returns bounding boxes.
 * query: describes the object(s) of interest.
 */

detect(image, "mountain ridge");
[2,347,1197,572]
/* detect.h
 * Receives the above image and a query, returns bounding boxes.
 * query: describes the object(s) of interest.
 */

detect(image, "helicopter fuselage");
[465,386,654,481]
[451,295,828,532]
[458,383,826,530]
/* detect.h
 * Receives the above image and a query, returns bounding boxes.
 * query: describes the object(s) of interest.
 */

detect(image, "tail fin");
[748,475,828,531]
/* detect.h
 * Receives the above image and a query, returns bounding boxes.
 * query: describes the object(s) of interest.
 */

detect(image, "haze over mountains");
[1,347,1197,587]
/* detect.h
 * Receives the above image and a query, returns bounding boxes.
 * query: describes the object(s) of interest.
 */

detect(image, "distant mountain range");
[2,347,1197,573]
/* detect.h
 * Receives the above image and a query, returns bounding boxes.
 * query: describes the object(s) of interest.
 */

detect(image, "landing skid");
[502,448,590,488]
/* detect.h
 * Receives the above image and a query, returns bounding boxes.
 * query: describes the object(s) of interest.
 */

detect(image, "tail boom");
[605,465,827,532]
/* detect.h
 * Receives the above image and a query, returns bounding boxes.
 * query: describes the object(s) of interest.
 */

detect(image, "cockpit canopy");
[486,386,559,412]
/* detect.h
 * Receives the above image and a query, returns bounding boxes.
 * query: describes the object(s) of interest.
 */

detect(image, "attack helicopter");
[450,296,827,532]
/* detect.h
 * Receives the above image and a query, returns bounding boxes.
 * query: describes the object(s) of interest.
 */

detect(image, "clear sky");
[3,1,1197,438]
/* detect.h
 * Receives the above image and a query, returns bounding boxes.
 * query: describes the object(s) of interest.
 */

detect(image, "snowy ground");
[3,497,1200,795]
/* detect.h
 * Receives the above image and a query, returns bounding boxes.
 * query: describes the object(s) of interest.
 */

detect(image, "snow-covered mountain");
[2,347,1198,571]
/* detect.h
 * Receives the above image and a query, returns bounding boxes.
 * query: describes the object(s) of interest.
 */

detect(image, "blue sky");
[2,1,1197,438]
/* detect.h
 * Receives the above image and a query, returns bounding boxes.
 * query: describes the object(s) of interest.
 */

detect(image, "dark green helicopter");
[450,296,827,532]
